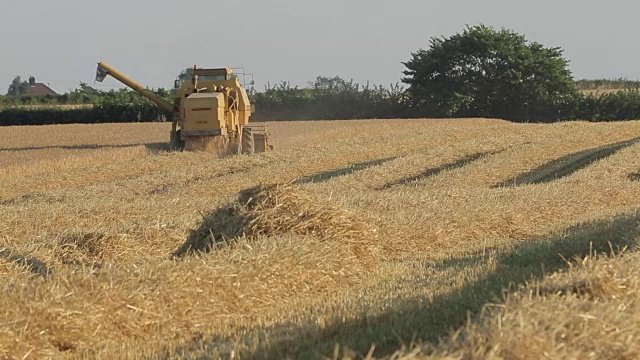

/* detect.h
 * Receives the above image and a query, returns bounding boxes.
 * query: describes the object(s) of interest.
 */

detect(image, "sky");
[1,0,639,93]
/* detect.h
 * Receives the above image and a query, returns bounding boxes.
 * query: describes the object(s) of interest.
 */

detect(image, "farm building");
[24,76,58,96]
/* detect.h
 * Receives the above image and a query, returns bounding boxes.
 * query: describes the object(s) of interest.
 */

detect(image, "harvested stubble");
[3,119,640,359]
[408,250,640,360]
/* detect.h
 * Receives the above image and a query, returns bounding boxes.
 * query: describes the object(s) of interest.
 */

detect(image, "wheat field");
[1,119,640,359]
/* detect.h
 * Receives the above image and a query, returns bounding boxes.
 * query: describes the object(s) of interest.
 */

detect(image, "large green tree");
[402,25,578,122]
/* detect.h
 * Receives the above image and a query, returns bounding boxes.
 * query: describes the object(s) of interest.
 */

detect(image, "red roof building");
[25,76,58,96]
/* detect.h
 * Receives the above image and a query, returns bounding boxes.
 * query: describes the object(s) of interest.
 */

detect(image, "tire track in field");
[628,172,640,181]
[494,137,640,187]
[294,157,399,184]
[0,247,52,278]
[377,149,505,190]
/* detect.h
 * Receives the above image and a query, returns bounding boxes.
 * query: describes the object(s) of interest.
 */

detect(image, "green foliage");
[576,78,640,90]
[64,82,102,104]
[0,107,94,126]
[0,104,166,126]
[402,24,579,122]
[6,62,640,125]
[0,87,169,125]
[6,76,29,97]
[0,81,173,106]
[574,90,640,121]
[1,94,59,106]
[251,76,409,121]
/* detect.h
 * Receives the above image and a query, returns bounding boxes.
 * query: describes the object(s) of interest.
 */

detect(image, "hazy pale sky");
[1,0,638,93]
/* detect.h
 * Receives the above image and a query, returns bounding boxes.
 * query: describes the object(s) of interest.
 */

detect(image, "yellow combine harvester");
[95,61,271,154]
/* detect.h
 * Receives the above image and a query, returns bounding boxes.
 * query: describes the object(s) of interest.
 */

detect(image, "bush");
[0,103,166,126]
[574,90,640,121]
[250,77,410,121]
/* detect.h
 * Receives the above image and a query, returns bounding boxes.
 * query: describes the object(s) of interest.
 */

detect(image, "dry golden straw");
[1,119,640,359]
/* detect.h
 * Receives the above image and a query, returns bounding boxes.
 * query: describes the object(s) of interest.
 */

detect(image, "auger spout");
[95,61,176,113]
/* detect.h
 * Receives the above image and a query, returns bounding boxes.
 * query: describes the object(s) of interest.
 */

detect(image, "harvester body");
[95,61,271,154]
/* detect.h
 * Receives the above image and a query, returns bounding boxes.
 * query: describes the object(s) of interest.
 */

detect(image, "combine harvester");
[95,61,272,154]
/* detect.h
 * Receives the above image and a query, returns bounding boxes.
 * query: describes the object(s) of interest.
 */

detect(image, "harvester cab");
[94,61,271,155]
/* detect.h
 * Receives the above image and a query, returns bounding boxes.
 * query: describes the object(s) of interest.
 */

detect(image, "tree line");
[4,24,640,125]
[575,78,640,90]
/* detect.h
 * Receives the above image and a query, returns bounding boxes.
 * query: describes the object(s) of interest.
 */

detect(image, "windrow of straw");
[174,183,381,268]
[411,250,640,360]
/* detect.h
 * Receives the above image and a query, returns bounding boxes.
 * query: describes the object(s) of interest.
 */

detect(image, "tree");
[66,82,102,104]
[6,76,29,97]
[402,25,578,122]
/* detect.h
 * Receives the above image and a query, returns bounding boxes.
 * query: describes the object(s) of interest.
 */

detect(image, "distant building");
[24,76,58,96]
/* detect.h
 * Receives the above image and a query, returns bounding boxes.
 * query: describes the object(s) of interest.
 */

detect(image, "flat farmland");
[1,119,640,359]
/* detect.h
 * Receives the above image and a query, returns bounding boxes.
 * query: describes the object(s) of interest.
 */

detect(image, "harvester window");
[199,75,227,81]
[177,69,229,84]
[175,74,227,86]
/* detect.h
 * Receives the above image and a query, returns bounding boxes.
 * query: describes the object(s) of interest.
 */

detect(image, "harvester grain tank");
[95,61,271,154]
